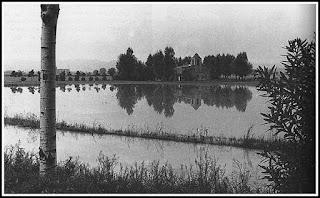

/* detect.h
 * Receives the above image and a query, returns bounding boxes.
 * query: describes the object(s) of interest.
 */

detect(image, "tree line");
[114,47,253,81]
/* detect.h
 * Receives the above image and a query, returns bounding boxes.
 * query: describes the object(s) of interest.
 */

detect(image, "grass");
[4,143,273,194]
[4,113,287,151]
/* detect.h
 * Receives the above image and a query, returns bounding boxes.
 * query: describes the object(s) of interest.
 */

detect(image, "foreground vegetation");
[4,143,272,194]
[256,37,316,193]
[4,113,286,151]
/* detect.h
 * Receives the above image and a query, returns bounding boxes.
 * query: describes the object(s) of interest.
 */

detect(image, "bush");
[256,37,315,193]
[81,77,86,81]
[89,76,93,81]
[95,77,100,81]
[68,77,73,81]
[21,77,26,81]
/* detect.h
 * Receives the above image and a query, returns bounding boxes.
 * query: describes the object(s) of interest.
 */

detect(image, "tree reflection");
[59,85,66,92]
[115,84,137,115]
[202,85,252,112]
[114,84,252,116]
[233,86,252,112]
[28,86,35,94]
[10,86,23,93]
[94,86,101,93]
[74,84,81,92]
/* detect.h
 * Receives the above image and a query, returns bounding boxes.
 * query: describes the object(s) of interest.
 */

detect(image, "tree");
[10,70,16,77]
[182,56,191,65]
[181,68,194,81]
[93,70,99,76]
[59,71,65,81]
[231,52,252,80]
[203,55,218,79]
[39,4,59,177]
[116,47,137,80]
[100,68,106,75]
[108,67,116,77]
[75,71,80,81]
[145,54,156,80]
[153,50,165,80]
[256,37,315,193]
[16,70,23,77]
[28,69,35,77]
[163,46,176,81]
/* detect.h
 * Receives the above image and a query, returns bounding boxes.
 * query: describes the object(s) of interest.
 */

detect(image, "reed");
[4,143,272,194]
[4,113,287,151]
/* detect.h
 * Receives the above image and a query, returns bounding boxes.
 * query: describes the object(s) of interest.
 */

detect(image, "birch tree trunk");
[39,4,59,176]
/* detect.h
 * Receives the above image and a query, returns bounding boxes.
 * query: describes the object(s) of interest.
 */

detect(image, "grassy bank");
[4,113,285,151]
[4,143,272,194]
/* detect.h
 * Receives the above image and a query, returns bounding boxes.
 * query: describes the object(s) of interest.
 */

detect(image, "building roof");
[193,53,201,59]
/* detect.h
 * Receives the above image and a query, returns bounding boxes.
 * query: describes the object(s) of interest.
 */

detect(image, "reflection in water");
[28,87,35,94]
[74,84,80,92]
[14,83,253,116]
[10,86,23,93]
[113,84,252,116]
[59,85,66,92]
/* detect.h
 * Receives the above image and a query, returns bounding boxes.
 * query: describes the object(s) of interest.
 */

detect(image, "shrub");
[256,37,315,193]
[81,77,86,81]
[89,76,93,81]
[95,77,100,81]
[21,77,26,81]
[68,77,73,81]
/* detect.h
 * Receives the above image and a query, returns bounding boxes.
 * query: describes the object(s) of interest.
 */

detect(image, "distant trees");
[112,48,253,81]
[181,68,194,81]
[176,56,191,66]
[93,70,99,76]
[10,70,23,77]
[202,53,236,80]
[144,46,177,81]
[27,69,35,77]
[99,68,106,76]
[202,52,251,80]
[220,54,235,79]
[153,50,165,80]
[116,47,176,81]
[59,71,66,81]
[163,46,176,81]
[116,48,137,80]
[10,71,16,77]
[231,52,252,80]
[107,67,116,77]
[75,71,80,81]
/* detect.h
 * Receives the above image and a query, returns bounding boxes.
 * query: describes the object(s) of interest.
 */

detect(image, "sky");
[2,2,317,70]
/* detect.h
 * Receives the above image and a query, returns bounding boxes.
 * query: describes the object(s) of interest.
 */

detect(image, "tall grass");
[4,143,272,194]
[4,113,287,151]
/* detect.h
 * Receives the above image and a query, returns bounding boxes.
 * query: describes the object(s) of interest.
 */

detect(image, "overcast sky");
[2,2,317,70]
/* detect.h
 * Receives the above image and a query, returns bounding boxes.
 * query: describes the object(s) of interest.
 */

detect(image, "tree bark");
[39,4,59,176]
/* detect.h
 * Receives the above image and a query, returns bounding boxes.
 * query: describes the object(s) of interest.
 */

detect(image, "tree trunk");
[39,4,59,176]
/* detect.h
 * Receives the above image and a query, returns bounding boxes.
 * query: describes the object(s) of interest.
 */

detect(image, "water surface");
[4,83,273,138]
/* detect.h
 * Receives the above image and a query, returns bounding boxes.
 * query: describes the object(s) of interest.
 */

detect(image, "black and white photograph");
[2,1,318,195]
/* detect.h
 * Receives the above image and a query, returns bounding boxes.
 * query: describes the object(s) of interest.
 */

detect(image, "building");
[176,53,210,81]
[56,69,70,75]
